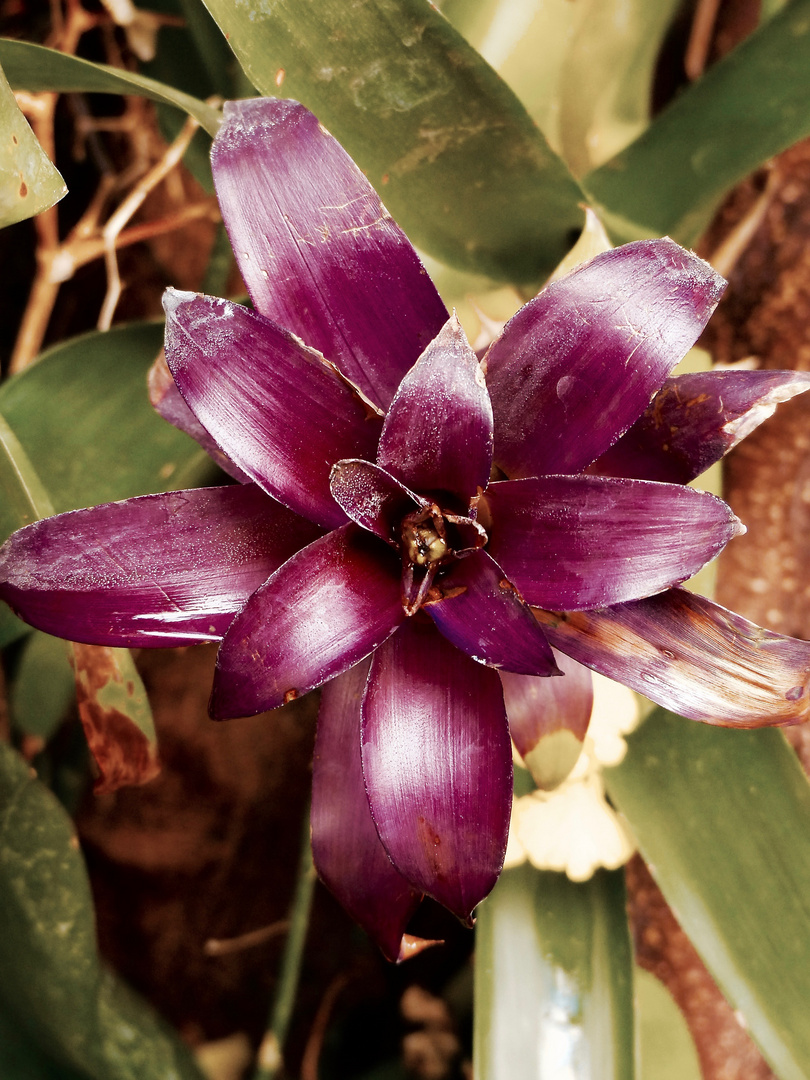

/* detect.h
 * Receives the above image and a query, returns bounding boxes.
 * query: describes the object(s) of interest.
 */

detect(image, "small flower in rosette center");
[402,504,449,567]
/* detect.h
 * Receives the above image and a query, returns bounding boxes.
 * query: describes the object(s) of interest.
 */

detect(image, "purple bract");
[2,98,810,962]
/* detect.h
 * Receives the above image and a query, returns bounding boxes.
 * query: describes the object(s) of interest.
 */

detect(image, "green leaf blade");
[200,0,585,283]
[0,40,221,136]
[0,742,205,1080]
[0,61,65,226]
[606,711,810,1080]
[0,322,215,515]
[474,864,634,1079]
[584,0,810,244]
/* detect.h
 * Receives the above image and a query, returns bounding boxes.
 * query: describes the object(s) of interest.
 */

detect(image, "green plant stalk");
[253,799,316,1080]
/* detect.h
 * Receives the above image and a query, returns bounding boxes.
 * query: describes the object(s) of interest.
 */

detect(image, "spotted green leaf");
[0,60,65,226]
[0,742,204,1080]
[198,0,585,284]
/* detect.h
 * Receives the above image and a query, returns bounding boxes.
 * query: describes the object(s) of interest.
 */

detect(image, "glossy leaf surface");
[606,712,810,1080]
[584,0,810,244]
[0,742,205,1080]
[0,323,214,514]
[485,240,725,478]
[362,618,512,921]
[536,588,810,726]
[211,525,405,718]
[164,291,383,529]
[474,863,634,1080]
[0,39,221,135]
[211,98,448,412]
[311,659,422,962]
[0,60,65,226]
[199,0,585,283]
[485,475,740,610]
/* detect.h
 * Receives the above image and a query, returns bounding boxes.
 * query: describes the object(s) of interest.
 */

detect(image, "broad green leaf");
[200,0,585,284]
[0,61,65,226]
[0,322,215,514]
[636,968,701,1080]
[0,742,205,1080]
[10,632,75,741]
[584,0,810,245]
[474,864,634,1079]
[0,1006,86,1080]
[0,39,221,136]
[0,409,55,646]
[606,711,810,1080]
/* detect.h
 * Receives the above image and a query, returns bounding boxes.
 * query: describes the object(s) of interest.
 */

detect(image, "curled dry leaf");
[70,643,160,793]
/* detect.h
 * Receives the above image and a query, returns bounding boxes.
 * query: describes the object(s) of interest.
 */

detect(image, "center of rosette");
[401,504,449,567]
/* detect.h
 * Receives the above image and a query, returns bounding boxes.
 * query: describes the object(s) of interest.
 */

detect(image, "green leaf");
[0,60,65,226]
[0,39,221,136]
[474,864,634,1079]
[0,409,55,646]
[0,322,215,515]
[0,1005,86,1080]
[556,0,682,176]
[584,0,810,244]
[199,0,585,284]
[0,741,205,1080]
[636,968,701,1080]
[606,711,810,1080]
[10,632,75,741]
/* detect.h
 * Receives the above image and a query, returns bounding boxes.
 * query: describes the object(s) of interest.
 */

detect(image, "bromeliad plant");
[2,97,810,969]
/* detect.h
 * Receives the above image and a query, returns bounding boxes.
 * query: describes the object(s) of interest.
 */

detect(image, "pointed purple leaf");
[0,486,321,646]
[485,239,726,477]
[330,458,423,547]
[311,659,423,962]
[376,316,493,507]
[163,290,383,530]
[211,525,404,719]
[211,98,448,411]
[361,619,512,921]
[147,350,251,482]
[485,475,743,610]
[535,588,810,727]
[591,369,810,483]
[425,549,559,676]
[501,651,593,790]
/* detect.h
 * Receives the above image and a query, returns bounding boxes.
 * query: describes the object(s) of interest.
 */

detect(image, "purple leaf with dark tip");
[330,458,423,547]
[163,290,383,529]
[211,98,448,411]
[425,549,559,676]
[211,525,404,719]
[535,588,810,727]
[361,618,512,921]
[485,475,743,610]
[376,316,493,507]
[591,369,810,483]
[501,650,593,790]
[147,350,250,482]
[0,486,321,646]
[485,240,725,478]
[311,659,423,963]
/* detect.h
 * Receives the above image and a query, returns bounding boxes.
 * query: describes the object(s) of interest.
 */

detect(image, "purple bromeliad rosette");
[2,98,810,961]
